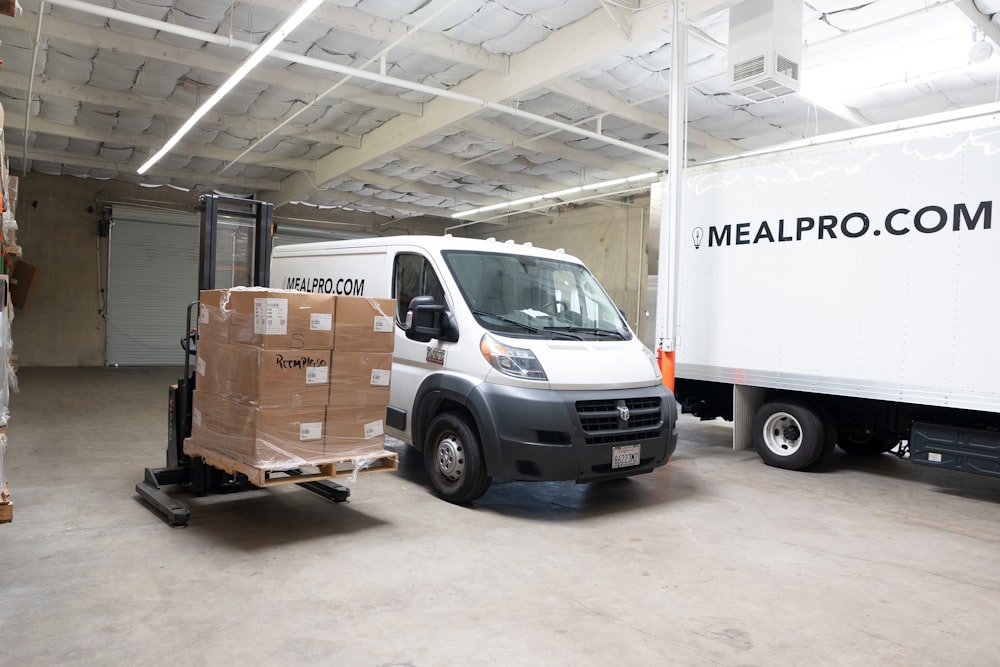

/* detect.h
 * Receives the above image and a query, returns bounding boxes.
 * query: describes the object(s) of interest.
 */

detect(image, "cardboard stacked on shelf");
[189,288,395,469]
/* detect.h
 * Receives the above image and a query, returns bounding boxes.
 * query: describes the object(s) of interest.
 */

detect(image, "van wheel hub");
[436,435,465,481]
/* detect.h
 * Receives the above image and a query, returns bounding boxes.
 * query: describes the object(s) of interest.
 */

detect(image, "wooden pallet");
[184,441,398,488]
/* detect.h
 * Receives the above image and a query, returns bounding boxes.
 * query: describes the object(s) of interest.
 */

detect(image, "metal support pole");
[656,0,688,390]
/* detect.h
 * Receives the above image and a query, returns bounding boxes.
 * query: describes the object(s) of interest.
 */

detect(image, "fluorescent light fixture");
[137,0,325,175]
[451,172,659,219]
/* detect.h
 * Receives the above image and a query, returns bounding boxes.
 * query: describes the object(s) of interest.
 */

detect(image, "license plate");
[611,444,641,469]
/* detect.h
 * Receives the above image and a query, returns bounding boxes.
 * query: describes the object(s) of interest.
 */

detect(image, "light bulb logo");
[692,227,704,249]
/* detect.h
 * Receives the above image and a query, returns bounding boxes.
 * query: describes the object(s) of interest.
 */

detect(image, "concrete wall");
[10,172,655,366]
[456,195,655,346]
[9,173,447,367]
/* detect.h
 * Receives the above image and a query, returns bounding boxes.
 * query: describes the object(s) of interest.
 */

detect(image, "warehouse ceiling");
[0,0,998,223]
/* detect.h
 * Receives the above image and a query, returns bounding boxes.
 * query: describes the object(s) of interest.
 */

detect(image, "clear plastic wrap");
[226,287,335,349]
[196,341,331,408]
[190,289,396,476]
[332,296,395,352]
[188,390,327,468]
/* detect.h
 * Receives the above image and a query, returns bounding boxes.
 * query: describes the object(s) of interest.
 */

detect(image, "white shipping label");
[300,422,323,441]
[364,419,385,440]
[310,313,332,331]
[370,369,391,386]
[373,316,393,333]
[928,452,943,463]
[192,408,202,427]
[196,357,206,376]
[254,298,288,335]
[306,366,329,385]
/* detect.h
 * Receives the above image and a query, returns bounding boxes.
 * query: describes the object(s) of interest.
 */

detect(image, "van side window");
[393,253,445,323]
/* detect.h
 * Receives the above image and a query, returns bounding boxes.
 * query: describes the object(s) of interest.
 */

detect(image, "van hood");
[488,337,661,391]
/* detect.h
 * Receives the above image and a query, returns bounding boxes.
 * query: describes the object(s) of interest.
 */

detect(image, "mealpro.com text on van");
[695,200,992,249]
[282,276,365,295]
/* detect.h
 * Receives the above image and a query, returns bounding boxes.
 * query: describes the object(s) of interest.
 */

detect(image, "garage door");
[105,206,370,365]
[105,206,199,366]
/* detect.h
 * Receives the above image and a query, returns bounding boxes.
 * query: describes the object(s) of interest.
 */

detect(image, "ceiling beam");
[0,11,421,117]
[5,114,315,174]
[547,78,739,157]
[460,118,641,178]
[260,6,673,206]
[307,192,454,221]
[0,72,362,150]
[4,146,276,191]
[686,0,741,21]
[250,0,508,73]
[954,0,1000,48]
[398,148,566,193]
[349,169,501,208]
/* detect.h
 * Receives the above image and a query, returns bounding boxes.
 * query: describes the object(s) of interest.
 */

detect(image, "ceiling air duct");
[728,0,803,102]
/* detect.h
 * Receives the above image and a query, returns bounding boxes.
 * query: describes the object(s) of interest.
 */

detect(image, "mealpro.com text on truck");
[282,276,365,295]
[696,200,992,249]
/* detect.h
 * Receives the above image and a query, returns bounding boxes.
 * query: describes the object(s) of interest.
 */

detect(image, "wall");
[10,173,447,367]
[456,195,655,346]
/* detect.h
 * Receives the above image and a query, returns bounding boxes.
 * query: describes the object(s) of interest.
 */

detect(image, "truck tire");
[424,412,492,504]
[752,400,831,470]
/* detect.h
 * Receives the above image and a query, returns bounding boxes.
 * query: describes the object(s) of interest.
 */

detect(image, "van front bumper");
[467,383,678,483]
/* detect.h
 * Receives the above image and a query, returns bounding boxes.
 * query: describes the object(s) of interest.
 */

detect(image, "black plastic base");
[910,422,1000,477]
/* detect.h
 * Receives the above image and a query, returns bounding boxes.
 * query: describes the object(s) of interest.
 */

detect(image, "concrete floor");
[2,367,1000,665]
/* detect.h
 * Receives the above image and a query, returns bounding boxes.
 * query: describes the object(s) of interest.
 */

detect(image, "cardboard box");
[334,296,395,352]
[326,404,387,457]
[329,350,391,407]
[228,288,335,350]
[198,290,231,344]
[10,260,40,310]
[189,390,326,467]
[197,342,331,408]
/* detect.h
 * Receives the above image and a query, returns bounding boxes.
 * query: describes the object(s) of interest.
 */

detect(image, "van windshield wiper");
[471,310,581,340]
[545,326,626,340]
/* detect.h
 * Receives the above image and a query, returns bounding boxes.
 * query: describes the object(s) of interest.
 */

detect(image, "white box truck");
[667,105,1000,475]
[271,236,678,503]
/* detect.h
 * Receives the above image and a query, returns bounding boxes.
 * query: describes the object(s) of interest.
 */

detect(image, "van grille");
[576,397,663,445]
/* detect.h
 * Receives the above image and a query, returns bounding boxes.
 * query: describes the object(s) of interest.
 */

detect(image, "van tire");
[424,412,492,504]
[752,400,829,470]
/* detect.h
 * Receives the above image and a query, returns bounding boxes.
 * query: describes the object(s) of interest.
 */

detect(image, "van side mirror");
[404,295,458,343]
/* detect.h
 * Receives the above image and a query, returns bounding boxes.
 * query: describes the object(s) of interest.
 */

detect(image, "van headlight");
[480,334,547,381]
[643,346,662,381]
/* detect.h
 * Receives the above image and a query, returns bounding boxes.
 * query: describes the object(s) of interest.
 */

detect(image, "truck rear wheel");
[752,400,832,470]
[424,412,492,504]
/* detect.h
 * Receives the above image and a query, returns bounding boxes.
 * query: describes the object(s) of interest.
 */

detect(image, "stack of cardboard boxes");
[187,287,395,472]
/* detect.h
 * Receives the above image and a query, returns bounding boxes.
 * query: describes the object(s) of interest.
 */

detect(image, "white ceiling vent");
[728,0,803,102]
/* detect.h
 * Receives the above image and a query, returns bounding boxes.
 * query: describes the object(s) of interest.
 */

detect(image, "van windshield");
[442,249,631,341]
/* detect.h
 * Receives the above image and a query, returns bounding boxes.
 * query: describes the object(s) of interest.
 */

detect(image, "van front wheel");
[424,412,492,504]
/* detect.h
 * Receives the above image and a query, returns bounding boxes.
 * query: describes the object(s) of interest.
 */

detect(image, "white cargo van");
[271,235,678,503]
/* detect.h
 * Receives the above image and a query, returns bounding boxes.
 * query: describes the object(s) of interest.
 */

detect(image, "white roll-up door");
[105,206,199,366]
[105,208,373,365]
